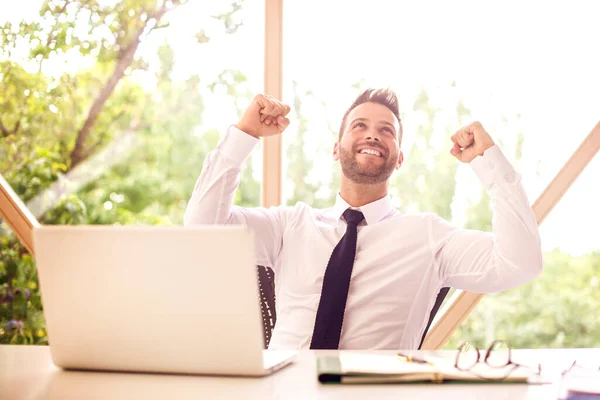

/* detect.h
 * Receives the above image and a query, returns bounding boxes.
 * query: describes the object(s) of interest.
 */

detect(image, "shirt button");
[487,161,495,170]
[504,172,516,184]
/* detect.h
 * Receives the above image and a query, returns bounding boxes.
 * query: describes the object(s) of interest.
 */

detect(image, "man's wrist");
[220,125,260,165]
[235,123,259,139]
[480,140,495,156]
[470,145,517,188]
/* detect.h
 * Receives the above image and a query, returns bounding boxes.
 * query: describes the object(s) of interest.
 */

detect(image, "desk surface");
[0,345,596,399]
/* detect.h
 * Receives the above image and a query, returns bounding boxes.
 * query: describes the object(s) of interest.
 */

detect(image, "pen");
[397,352,433,365]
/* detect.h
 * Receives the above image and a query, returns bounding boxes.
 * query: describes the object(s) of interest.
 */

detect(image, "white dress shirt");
[184,126,543,350]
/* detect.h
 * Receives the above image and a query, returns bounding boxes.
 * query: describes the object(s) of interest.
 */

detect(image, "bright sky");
[2,0,599,255]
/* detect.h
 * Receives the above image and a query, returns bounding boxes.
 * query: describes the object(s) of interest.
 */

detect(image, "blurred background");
[1,0,598,348]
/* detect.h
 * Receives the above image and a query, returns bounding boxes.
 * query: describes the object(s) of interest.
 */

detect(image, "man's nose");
[365,126,383,141]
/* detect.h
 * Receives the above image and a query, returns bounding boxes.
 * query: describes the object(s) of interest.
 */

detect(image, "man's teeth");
[359,149,382,157]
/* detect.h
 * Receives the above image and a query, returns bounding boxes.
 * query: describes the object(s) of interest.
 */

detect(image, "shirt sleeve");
[430,145,543,293]
[183,125,287,270]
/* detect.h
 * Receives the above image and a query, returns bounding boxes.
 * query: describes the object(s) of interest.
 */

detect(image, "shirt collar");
[332,193,394,225]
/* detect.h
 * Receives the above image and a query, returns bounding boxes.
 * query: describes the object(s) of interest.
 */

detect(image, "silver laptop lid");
[33,225,266,375]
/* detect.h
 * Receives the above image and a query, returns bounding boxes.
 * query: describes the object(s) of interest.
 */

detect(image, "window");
[2,0,599,349]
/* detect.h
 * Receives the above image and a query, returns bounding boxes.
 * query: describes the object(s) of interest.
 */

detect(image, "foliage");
[447,250,600,349]
[0,237,44,344]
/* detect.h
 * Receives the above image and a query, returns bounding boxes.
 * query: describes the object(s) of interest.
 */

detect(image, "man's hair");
[338,88,402,143]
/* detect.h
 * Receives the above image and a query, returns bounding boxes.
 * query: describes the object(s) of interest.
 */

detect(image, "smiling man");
[184,89,543,350]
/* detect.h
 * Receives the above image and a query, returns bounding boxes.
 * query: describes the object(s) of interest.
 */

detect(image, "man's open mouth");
[357,148,384,158]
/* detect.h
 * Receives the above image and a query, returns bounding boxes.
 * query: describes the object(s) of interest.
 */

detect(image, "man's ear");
[396,150,404,170]
[333,141,340,161]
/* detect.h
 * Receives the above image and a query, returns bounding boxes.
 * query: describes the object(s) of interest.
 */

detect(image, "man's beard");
[339,142,398,185]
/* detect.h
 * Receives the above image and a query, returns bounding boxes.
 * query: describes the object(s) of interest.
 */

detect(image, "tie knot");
[343,208,365,225]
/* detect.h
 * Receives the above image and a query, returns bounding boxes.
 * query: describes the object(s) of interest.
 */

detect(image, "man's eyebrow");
[350,117,369,125]
[350,117,396,131]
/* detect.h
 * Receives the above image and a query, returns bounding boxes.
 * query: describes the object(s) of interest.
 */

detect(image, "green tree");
[1,0,189,172]
[0,0,248,344]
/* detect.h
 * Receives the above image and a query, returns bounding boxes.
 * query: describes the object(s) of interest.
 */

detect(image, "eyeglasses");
[455,340,541,381]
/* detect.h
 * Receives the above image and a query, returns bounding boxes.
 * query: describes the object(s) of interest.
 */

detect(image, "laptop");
[32,225,296,376]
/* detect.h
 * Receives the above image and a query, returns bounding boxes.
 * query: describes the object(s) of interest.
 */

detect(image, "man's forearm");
[436,145,543,292]
[473,146,543,286]
[183,126,258,226]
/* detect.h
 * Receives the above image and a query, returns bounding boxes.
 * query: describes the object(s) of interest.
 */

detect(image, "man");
[184,89,543,350]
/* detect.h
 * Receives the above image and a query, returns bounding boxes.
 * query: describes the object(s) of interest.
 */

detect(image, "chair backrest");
[418,287,450,349]
[257,266,277,348]
[256,266,450,350]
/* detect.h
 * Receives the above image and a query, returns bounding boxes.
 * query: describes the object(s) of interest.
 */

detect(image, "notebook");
[317,353,538,384]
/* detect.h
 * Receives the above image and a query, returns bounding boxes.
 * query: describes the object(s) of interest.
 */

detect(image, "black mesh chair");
[418,286,450,349]
[256,265,450,349]
[257,265,277,348]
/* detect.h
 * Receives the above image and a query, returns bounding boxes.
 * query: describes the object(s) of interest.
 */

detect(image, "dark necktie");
[310,208,365,349]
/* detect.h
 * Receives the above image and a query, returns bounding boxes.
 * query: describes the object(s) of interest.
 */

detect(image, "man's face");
[333,102,403,184]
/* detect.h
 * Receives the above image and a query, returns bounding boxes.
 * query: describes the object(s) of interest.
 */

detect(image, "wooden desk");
[0,345,596,399]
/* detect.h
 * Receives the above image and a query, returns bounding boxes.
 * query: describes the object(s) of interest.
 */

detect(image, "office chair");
[256,265,450,349]
[418,286,450,349]
[257,265,277,348]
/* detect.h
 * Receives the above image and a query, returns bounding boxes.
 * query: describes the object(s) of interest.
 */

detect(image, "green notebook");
[317,353,534,384]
